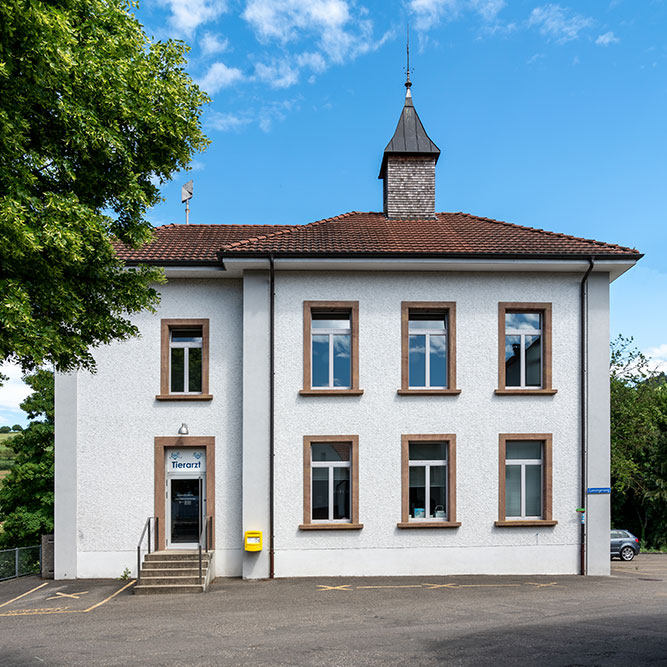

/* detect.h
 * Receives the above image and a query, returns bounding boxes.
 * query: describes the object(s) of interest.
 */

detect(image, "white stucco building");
[54,85,641,584]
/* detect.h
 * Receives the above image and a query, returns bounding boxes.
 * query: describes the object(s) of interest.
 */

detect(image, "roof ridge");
[221,211,360,250]
[451,212,638,254]
[153,222,296,230]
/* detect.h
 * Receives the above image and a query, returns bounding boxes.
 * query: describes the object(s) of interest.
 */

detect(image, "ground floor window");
[496,433,556,526]
[399,434,459,528]
[300,435,362,530]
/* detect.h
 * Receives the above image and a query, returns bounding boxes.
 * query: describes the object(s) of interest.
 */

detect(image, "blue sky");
[1,0,666,425]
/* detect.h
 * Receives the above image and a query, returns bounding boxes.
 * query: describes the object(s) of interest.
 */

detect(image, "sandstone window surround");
[300,435,362,531]
[496,303,557,395]
[495,433,557,527]
[398,434,460,529]
[156,319,212,401]
[300,301,363,396]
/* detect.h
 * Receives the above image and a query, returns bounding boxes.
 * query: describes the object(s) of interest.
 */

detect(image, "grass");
[0,437,17,488]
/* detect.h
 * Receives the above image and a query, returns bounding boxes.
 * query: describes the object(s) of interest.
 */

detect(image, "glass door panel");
[170,478,201,544]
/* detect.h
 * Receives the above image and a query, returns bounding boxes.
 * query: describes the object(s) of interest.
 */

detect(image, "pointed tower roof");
[378,88,440,179]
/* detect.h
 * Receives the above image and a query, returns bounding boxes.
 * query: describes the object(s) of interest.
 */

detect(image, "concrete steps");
[134,551,211,595]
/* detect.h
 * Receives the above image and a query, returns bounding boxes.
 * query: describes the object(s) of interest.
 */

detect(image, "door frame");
[154,436,215,551]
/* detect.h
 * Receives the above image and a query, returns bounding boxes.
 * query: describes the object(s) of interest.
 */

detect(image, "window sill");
[397,389,461,396]
[494,389,558,396]
[397,521,461,529]
[299,389,364,396]
[494,520,558,527]
[155,394,214,401]
[299,523,364,531]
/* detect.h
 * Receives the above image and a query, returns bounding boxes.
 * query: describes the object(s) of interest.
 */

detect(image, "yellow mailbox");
[244,531,262,552]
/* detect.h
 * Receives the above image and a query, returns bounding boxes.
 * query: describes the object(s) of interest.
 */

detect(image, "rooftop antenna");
[404,24,413,92]
[181,180,193,225]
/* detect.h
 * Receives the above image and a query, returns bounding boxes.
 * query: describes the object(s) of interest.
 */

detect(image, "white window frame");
[408,314,448,389]
[311,317,351,390]
[505,314,543,389]
[408,445,448,521]
[505,446,543,520]
[169,328,203,395]
[311,447,351,523]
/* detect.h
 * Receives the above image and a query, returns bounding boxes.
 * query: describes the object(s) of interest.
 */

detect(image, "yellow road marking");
[317,584,353,591]
[0,582,49,608]
[423,583,458,589]
[526,582,558,588]
[0,580,135,617]
[46,591,88,601]
[84,579,135,611]
[357,585,423,589]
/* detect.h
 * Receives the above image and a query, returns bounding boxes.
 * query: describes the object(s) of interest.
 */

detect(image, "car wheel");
[620,546,635,561]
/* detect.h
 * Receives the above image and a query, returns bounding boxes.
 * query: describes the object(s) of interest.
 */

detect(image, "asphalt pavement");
[0,554,666,666]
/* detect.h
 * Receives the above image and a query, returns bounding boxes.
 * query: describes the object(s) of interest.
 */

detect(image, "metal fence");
[0,546,41,581]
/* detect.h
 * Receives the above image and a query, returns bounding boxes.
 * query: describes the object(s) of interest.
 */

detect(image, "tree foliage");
[0,370,54,548]
[0,0,210,375]
[610,336,667,548]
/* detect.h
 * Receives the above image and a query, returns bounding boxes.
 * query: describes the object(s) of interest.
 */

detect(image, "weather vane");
[181,180,193,225]
[404,24,413,89]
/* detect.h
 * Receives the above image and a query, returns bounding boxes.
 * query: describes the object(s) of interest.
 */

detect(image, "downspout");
[269,254,275,579]
[580,257,595,575]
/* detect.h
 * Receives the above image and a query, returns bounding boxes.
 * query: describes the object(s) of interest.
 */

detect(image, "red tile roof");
[115,224,298,264]
[118,212,641,264]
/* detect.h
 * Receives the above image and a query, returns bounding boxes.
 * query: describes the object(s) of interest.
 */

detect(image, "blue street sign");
[587,487,611,494]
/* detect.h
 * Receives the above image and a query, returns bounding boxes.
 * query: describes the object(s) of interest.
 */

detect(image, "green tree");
[610,336,667,548]
[11,425,23,432]
[0,0,210,377]
[0,426,10,434]
[0,370,54,548]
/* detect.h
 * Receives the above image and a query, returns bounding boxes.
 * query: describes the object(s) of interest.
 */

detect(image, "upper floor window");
[301,302,362,395]
[399,302,459,395]
[157,319,212,401]
[497,303,555,395]
[170,328,202,393]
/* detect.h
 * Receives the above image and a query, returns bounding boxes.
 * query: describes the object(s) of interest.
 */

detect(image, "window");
[301,302,362,395]
[300,436,362,530]
[496,434,556,526]
[399,434,459,528]
[157,319,211,401]
[497,303,555,394]
[399,302,459,395]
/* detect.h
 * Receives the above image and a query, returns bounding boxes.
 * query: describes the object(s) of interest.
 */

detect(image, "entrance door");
[165,448,206,549]
[168,477,203,548]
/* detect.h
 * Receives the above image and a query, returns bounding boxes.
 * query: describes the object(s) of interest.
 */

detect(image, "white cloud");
[243,0,350,43]
[528,4,593,44]
[408,0,505,31]
[160,0,228,37]
[200,32,230,55]
[0,362,31,425]
[206,111,253,131]
[527,52,546,64]
[242,1,390,86]
[197,62,244,95]
[596,31,619,46]
[645,344,667,364]
[254,58,301,89]
[207,99,297,133]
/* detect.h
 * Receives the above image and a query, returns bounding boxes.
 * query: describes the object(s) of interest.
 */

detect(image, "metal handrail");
[136,516,158,585]
[198,515,213,585]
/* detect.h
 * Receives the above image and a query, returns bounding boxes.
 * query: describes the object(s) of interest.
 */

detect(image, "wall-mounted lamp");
[178,423,189,435]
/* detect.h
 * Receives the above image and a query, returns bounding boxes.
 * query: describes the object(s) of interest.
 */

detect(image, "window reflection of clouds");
[506,313,541,330]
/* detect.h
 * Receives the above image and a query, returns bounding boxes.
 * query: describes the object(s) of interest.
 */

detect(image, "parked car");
[610,529,641,561]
